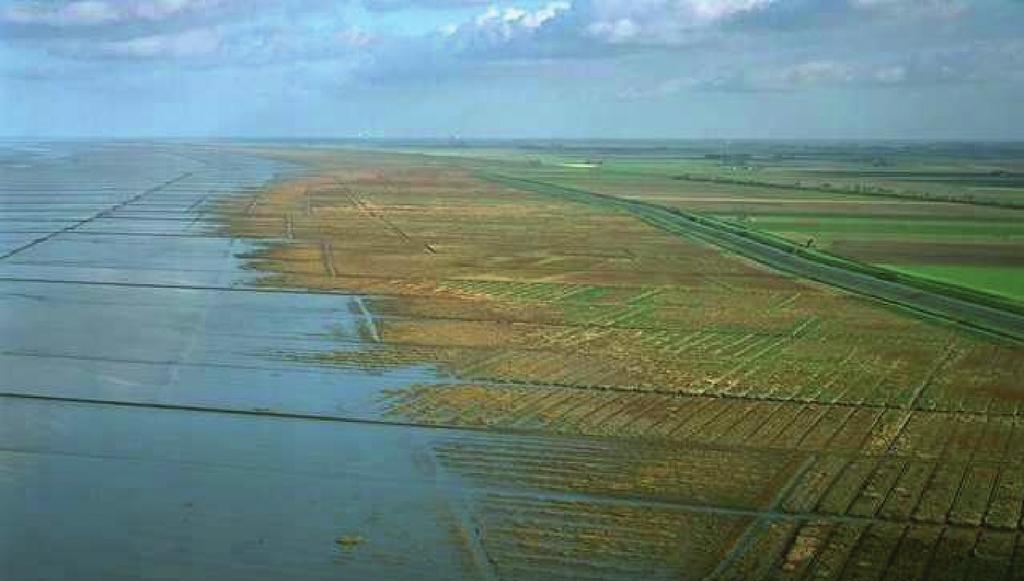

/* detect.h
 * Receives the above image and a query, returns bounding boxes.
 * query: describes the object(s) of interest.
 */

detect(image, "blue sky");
[2,0,1023,138]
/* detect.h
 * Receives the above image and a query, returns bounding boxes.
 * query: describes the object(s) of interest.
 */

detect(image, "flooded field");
[4,141,1024,580]
[0,142,474,579]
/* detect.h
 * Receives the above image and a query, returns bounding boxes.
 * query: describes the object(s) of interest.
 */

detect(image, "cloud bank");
[2,0,1022,137]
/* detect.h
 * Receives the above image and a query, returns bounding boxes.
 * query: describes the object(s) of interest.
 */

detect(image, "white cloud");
[873,65,907,84]
[586,18,639,43]
[448,2,571,41]
[73,27,222,58]
[693,59,976,93]
[682,0,777,24]
[585,0,775,44]
[772,60,856,86]
[849,0,968,19]
[362,0,492,10]
[522,1,572,28]
[1,0,231,27]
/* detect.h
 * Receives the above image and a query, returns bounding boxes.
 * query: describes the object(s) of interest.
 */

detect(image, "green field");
[403,142,1024,309]
[736,215,1024,240]
[887,264,1024,302]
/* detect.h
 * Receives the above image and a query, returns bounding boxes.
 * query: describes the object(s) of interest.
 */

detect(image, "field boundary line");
[0,172,193,261]
[320,241,337,277]
[706,453,818,580]
[354,296,382,342]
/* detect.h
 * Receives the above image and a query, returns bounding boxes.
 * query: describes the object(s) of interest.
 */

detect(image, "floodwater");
[0,142,745,580]
[0,142,489,579]
[0,142,435,417]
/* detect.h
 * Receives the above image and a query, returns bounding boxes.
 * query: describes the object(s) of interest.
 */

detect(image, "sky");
[1,0,1023,139]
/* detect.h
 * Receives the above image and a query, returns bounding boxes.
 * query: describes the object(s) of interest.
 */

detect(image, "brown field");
[504,166,1024,303]
[219,147,1024,578]
[831,241,1024,267]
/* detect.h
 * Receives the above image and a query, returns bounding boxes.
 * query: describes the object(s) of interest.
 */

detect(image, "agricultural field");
[211,143,1024,578]
[454,142,1024,306]
[2,141,1021,578]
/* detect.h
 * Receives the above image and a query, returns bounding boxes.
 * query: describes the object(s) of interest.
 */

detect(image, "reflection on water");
[0,143,483,580]
[0,142,443,416]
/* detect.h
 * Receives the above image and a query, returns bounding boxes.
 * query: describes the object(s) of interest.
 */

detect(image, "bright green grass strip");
[883,264,1024,302]
[742,216,1024,238]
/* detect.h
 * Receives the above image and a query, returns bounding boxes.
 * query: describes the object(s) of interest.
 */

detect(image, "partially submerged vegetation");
[221,144,1024,578]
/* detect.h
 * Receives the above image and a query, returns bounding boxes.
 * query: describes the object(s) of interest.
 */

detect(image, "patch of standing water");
[0,142,446,420]
[0,142,519,581]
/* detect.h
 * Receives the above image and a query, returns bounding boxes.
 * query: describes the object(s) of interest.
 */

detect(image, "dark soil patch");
[831,241,1024,267]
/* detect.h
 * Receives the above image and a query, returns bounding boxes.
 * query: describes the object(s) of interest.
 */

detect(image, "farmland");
[5,0,1022,576]
[3,140,1021,579]
[465,142,1024,307]
[211,142,1024,578]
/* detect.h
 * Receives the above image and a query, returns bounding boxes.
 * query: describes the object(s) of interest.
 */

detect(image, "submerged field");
[218,144,1024,578]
